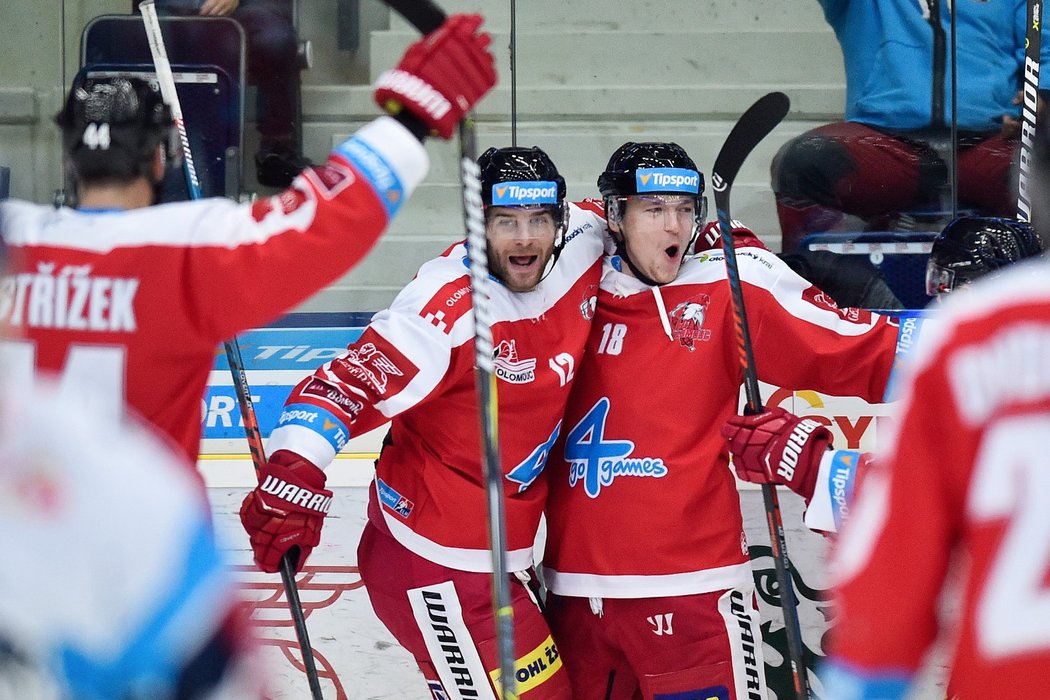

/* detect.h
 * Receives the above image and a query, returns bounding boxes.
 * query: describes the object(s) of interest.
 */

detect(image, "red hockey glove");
[239,451,332,574]
[721,407,832,501]
[694,219,767,253]
[374,14,496,139]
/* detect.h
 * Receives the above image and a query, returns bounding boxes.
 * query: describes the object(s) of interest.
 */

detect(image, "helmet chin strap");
[613,235,664,287]
[613,219,701,287]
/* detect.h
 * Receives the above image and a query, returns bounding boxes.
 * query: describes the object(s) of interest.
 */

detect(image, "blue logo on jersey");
[564,397,668,498]
[635,167,700,194]
[490,180,558,205]
[377,478,414,518]
[506,421,561,492]
[276,403,348,452]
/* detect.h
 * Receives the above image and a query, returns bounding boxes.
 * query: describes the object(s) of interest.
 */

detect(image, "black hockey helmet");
[55,71,177,184]
[598,142,707,284]
[478,145,569,238]
[479,146,568,227]
[476,146,571,286]
[598,141,707,226]
[925,216,1044,295]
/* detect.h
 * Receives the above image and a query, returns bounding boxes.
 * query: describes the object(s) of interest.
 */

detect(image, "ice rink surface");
[210,477,948,699]
[211,484,432,699]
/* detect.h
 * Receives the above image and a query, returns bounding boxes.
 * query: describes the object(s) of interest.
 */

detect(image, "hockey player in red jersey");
[0,236,265,699]
[723,213,1050,698]
[723,215,1046,535]
[539,141,906,699]
[0,14,495,468]
[238,146,607,697]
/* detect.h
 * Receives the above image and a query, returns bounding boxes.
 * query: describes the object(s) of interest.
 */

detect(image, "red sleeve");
[743,252,897,403]
[826,331,964,672]
[694,219,767,253]
[182,117,428,341]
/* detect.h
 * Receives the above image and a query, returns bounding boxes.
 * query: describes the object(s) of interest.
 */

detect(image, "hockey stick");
[949,0,958,220]
[1018,0,1041,222]
[379,3,518,698]
[711,91,810,700]
[138,4,325,700]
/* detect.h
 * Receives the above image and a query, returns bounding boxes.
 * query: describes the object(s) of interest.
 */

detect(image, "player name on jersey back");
[1,264,139,331]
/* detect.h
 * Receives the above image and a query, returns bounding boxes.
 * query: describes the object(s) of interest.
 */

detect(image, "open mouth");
[509,255,539,269]
[664,244,681,260]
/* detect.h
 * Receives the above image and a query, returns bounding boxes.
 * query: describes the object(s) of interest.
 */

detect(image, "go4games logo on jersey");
[564,397,667,497]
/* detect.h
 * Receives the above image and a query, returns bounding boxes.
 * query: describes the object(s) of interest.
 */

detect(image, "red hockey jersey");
[268,202,608,572]
[543,246,900,598]
[0,117,427,466]
[826,260,1050,698]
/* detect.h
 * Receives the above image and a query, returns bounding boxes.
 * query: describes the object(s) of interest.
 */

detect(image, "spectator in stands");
[771,1,1050,255]
[138,0,308,188]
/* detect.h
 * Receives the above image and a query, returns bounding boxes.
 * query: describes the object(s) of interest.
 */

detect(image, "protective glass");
[612,194,706,227]
[485,206,559,240]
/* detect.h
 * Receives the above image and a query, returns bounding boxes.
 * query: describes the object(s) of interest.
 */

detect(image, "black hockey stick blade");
[711,91,790,216]
[383,0,446,33]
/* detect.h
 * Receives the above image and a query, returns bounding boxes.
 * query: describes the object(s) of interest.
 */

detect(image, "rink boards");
[204,313,944,699]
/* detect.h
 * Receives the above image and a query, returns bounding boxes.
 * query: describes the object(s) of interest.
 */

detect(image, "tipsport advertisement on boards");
[201,325,364,442]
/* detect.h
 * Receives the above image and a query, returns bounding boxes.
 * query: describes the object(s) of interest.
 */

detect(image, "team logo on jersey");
[669,295,712,350]
[251,181,310,221]
[801,286,873,325]
[420,275,472,334]
[335,342,403,395]
[332,329,417,399]
[580,284,598,320]
[564,397,668,498]
[493,339,537,384]
[306,161,355,199]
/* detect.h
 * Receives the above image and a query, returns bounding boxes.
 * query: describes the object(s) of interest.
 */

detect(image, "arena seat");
[80,14,246,201]
[799,230,940,310]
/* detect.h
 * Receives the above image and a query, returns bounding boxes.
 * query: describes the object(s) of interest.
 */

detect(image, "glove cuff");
[258,457,332,515]
[270,450,327,490]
